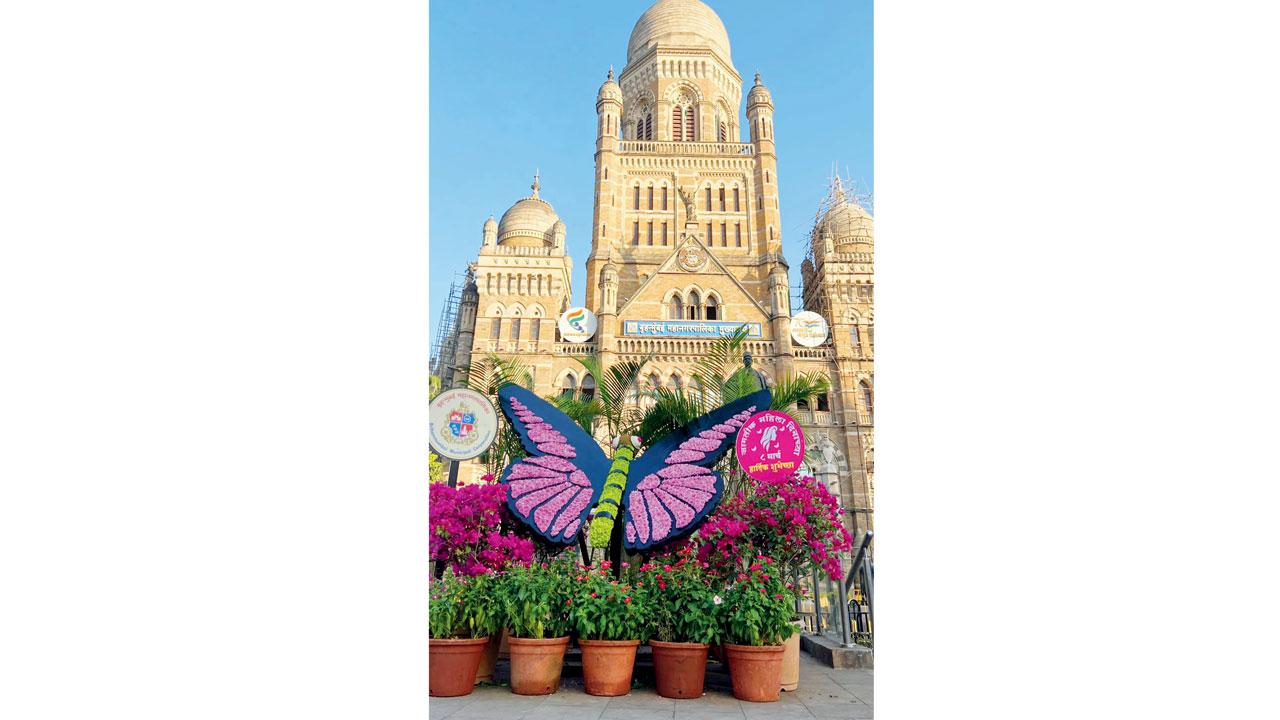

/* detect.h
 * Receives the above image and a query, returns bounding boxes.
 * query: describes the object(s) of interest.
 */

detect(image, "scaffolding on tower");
[799,168,873,316]
[429,271,468,382]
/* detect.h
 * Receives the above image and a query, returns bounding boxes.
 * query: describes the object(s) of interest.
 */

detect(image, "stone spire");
[531,169,540,198]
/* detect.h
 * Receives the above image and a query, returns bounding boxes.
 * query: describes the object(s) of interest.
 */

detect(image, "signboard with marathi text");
[735,410,806,482]
[623,320,763,338]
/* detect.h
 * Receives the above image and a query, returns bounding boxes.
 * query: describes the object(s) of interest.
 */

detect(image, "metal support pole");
[836,556,853,648]
[446,458,461,488]
[811,568,824,636]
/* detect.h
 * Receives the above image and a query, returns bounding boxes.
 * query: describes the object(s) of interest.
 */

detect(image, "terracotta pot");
[579,639,640,696]
[650,640,709,699]
[507,636,569,696]
[724,643,785,703]
[429,637,489,697]
[780,621,804,691]
[474,628,507,684]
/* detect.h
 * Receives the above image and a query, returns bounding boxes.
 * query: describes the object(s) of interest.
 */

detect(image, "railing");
[843,531,874,648]
[617,140,754,157]
[792,409,841,426]
[794,346,834,360]
[554,342,595,355]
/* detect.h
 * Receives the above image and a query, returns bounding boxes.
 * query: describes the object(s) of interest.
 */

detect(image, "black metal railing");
[843,531,874,647]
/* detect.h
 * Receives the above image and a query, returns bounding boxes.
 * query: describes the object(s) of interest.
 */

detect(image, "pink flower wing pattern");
[622,389,770,549]
[496,386,609,546]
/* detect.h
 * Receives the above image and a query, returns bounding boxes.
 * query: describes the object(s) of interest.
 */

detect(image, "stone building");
[440,0,873,537]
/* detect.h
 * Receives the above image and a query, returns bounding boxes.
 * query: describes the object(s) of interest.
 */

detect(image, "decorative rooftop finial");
[608,66,614,81]
[754,71,762,85]
[531,169,540,197]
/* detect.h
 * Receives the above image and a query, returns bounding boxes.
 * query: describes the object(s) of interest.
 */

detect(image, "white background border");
[2,1,1278,718]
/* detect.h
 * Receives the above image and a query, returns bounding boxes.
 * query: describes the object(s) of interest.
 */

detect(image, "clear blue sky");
[429,0,872,339]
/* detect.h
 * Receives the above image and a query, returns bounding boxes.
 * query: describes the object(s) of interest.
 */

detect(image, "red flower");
[624,596,631,604]
[590,591,597,598]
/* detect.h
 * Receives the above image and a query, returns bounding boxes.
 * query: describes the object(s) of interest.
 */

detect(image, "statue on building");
[677,186,697,222]
[731,351,769,392]
[816,432,840,473]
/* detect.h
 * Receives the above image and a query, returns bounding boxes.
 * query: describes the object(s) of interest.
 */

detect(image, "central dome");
[496,173,561,248]
[627,0,732,64]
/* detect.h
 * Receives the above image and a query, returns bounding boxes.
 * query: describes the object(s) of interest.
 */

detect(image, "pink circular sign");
[735,410,806,482]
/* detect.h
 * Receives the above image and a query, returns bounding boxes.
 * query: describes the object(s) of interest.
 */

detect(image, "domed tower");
[450,270,480,387]
[481,215,497,248]
[471,171,573,359]
[748,72,783,255]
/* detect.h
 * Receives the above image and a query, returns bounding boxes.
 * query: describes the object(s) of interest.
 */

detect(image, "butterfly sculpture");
[496,384,772,550]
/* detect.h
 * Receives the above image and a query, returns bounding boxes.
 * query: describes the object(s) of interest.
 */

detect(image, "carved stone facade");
[442,0,873,535]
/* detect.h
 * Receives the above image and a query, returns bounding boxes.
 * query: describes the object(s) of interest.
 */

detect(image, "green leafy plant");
[493,559,574,639]
[567,561,649,641]
[428,569,492,639]
[636,544,722,645]
[720,558,797,646]
[465,354,534,478]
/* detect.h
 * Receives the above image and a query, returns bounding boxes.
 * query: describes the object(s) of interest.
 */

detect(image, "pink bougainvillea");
[696,473,854,580]
[430,481,534,576]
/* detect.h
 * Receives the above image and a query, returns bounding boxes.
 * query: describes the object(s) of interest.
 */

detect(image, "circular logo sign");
[558,307,597,343]
[429,388,498,461]
[735,410,806,482]
[790,311,830,348]
[677,244,708,272]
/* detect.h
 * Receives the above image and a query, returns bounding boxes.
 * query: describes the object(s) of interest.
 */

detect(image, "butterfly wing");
[622,388,772,550]
[497,384,611,546]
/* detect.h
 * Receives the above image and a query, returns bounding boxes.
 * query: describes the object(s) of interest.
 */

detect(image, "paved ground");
[429,652,873,720]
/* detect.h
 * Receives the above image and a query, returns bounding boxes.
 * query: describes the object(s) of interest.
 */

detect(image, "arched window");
[661,186,668,210]
[734,223,742,247]
[634,185,641,210]
[667,374,682,391]
[644,113,653,140]
[490,318,500,339]
[851,324,861,346]
[861,380,873,418]
[705,188,712,212]
[817,393,830,412]
[719,121,727,142]
[511,317,521,340]
[668,294,684,320]
[672,106,682,140]
[687,290,701,320]
[733,188,741,211]
[530,318,541,341]
[559,374,577,399]
[797,398,810,411]
[581,374,596,401]
[705,295,719,320]
[648,186,654,210]
[685,107,695,140]
[719,187,726,211]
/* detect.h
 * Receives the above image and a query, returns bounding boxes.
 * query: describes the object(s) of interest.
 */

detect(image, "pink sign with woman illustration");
[735,410,806,482]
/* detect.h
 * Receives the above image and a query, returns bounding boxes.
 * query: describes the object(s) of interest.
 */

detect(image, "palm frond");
[636,386,704,447]
[546,393,606,437]
[769,371,832,412]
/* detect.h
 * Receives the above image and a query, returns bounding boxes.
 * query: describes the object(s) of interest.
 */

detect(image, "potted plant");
[428,571,492,697]
[698,473,853,690]
[495,559,574,696]
[568,561,649,696]
[720,563,797,703]
[636,545,721,699]
[429,479,534,683]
